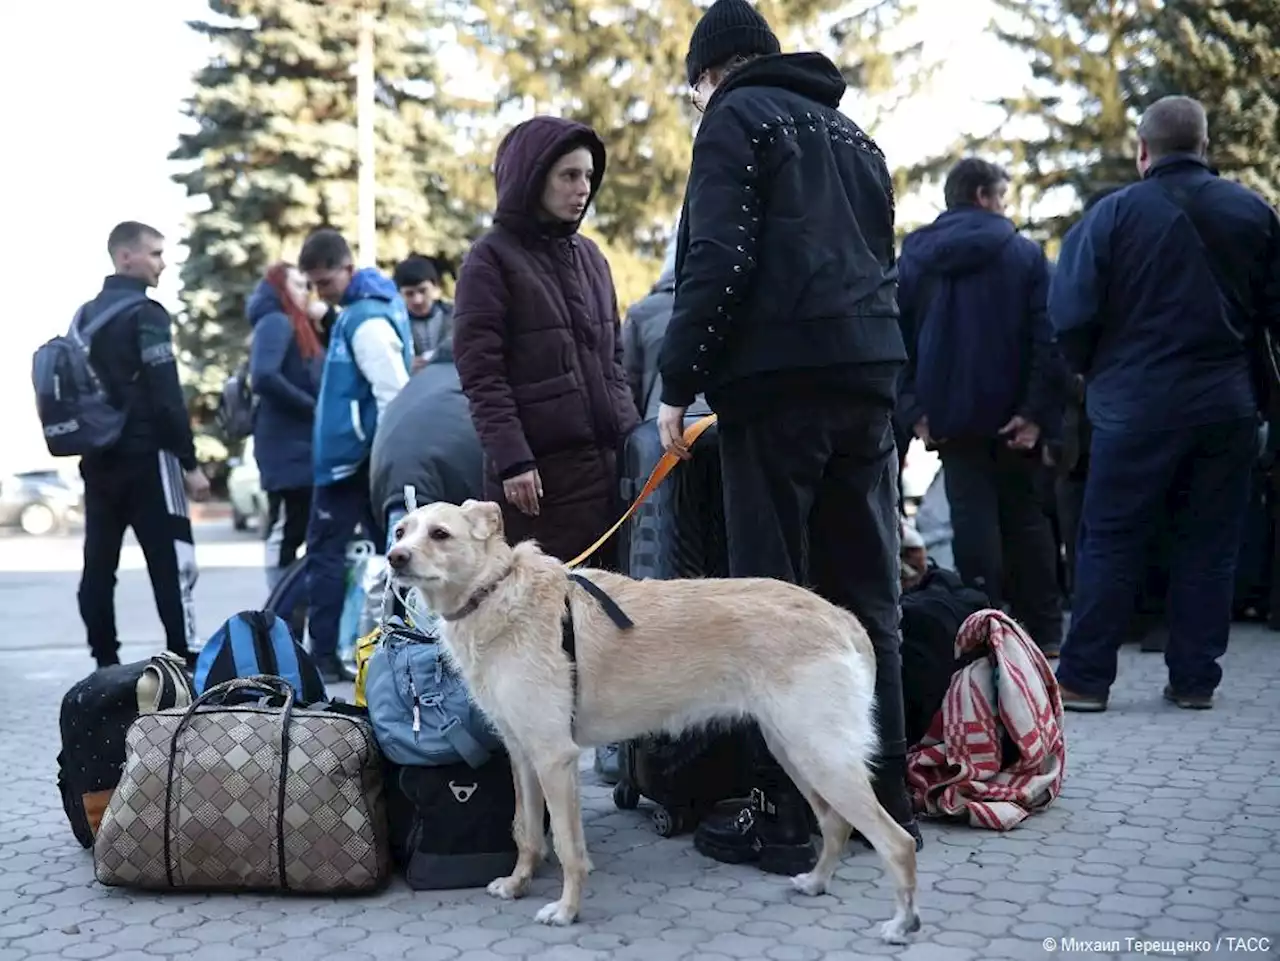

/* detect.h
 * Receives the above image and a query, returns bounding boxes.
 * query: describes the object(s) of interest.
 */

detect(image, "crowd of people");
[65,0,1279,882]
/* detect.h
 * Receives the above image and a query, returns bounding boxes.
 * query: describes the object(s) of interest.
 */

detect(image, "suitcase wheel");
[650,805,690,838]
[612,781,640,811]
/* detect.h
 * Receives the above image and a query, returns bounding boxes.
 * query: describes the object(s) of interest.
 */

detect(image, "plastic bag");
[337,539,378,678]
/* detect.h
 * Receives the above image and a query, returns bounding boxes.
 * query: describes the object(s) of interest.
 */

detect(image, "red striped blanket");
[905,608,1066,830]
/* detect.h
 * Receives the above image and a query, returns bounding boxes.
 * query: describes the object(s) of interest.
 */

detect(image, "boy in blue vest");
[299,228,413,681]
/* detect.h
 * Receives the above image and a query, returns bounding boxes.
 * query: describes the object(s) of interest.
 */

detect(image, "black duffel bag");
[900,563,991,749]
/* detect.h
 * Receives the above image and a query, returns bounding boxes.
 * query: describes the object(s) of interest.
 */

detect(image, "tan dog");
[387,499,921,943]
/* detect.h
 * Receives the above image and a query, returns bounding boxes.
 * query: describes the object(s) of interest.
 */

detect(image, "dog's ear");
[459,499,504,541]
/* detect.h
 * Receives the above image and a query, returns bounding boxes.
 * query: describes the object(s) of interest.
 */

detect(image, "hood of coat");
[708,52,847,112]
[246,279,285,327]
[342,266,400,305]
[493,116,607,238]
[902,207,1018,278]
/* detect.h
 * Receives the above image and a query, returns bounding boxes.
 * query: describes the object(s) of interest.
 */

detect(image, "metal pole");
[356,3,376,266]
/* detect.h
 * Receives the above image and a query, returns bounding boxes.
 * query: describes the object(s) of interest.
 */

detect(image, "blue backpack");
[32,295,147,458]
[364,619,504,768]
[194,610,328,704]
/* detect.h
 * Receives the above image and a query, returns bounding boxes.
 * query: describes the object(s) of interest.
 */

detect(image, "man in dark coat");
[896,157,1065,656]
[1050,95,1280,712]
[655,0,918,874]
[370,344,483,534]
[453,116,640,565]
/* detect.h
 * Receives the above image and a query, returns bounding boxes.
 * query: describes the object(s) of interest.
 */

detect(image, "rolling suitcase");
[615,419,679,581]
[612,418,750,836]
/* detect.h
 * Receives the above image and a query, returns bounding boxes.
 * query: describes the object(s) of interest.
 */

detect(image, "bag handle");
[163,675,297,890]
[141,652,192,712]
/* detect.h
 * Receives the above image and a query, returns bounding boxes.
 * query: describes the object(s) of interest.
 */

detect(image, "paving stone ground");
[2,527,1278,960]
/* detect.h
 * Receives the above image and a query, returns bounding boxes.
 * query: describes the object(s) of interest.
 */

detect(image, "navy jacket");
[898,208,1060,441]
[657,53,905,419]
[247,281,322,491]
[1051,155,1280,432]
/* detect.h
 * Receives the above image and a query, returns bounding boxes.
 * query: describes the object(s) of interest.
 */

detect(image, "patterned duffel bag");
[93,675,391,894]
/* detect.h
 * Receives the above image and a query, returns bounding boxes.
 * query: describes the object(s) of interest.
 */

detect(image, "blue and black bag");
[194,610,327,704]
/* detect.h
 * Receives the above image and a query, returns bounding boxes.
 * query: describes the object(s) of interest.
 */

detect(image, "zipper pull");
[412,702,421,733]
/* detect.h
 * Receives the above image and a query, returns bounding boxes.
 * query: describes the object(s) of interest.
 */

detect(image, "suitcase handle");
[566,414,718,568]
[163,674,298,890]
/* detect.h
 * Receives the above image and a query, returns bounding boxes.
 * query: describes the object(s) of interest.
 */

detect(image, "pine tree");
[456,0,923,305]
[172,0,484,431]
[1134,0,1280,205]
[906,0,1155,242]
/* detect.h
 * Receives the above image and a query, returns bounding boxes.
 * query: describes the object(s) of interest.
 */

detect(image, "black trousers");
[79,452,199,665]
[264,487,312,592]
[941,440,1064,649]
[719,402,909,760]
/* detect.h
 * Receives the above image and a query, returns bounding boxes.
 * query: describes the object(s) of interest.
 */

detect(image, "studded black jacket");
[657,53,906,420]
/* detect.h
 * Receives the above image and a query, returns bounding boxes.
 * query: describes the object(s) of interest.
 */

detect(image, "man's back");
[658,52,905,416]
[1051,155,1280,431]
[84,275,197,470]
[899,208,1052,440]
[369,351,482,521]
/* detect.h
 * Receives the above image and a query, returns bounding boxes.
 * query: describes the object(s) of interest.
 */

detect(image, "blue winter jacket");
[898,208,1061,441]
[313,268,413,486]
[247,281,322,492]
[1051,154,1280,432]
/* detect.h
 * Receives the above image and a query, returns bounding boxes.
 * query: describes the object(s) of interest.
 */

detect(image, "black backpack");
[32,295,147,457]
[57,653,195,847]
[900,564,991,749]
[217,360,255,440]
[388,757,520,889]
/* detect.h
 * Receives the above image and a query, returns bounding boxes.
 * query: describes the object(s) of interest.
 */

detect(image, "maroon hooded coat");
[453,117,640,563]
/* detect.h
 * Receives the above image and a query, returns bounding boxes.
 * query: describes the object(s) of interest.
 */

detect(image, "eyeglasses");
[689,73,708,114]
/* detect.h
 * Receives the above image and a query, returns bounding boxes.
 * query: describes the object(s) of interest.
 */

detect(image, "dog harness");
[435,568,633,720]
[562,573,634,719]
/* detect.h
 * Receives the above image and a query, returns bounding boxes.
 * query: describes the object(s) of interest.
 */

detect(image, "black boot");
[693,734,816,875]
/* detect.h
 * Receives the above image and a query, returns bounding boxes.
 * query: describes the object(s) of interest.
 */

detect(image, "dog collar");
[439,566,514,622]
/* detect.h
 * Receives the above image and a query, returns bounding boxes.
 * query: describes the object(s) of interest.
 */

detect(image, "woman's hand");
[503,468,543,517]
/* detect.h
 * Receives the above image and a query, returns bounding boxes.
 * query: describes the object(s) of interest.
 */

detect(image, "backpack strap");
[73,294,150,343]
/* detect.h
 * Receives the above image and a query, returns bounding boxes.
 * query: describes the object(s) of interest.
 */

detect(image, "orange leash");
[565,414,718,569]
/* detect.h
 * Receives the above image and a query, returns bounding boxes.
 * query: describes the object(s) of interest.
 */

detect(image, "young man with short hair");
[79,221,210,669]
[299,228,413,681]
[393,254,453,374]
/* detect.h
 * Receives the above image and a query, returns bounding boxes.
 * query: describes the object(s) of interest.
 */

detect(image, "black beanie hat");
[686,0,781,87]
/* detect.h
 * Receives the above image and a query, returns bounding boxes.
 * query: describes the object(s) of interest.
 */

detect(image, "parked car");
[227,438,269,532]
[0,469,84,535]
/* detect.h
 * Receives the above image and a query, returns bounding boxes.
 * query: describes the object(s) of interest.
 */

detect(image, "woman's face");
[540,146,594,223]
[284,267,310,310]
